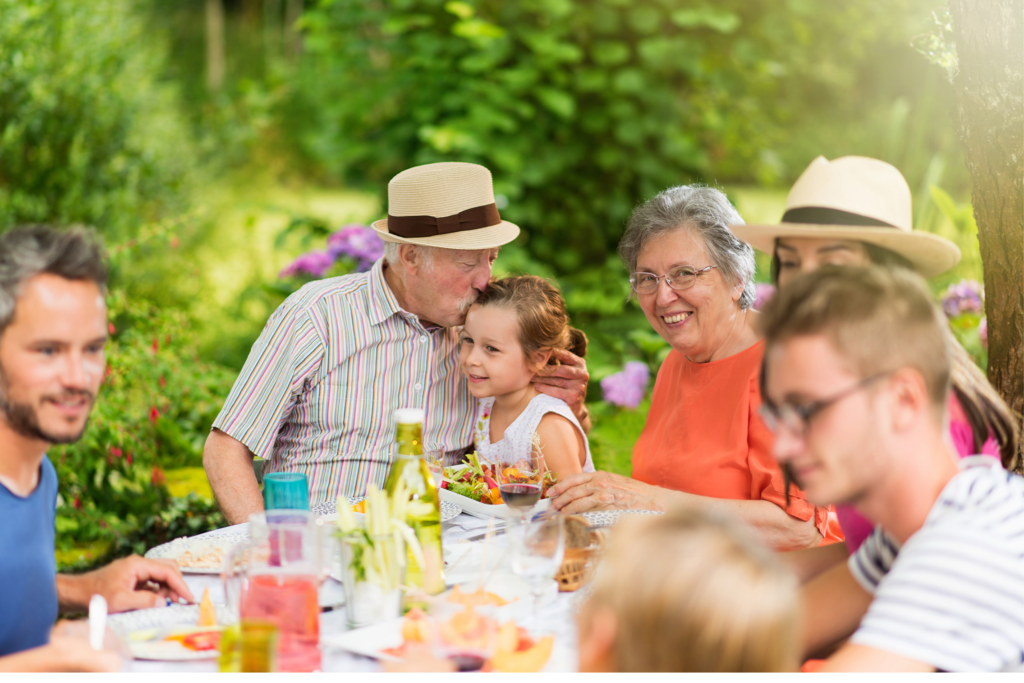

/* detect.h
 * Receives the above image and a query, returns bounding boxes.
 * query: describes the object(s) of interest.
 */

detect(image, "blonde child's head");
[460,275,586,397]
[578,506,800,672]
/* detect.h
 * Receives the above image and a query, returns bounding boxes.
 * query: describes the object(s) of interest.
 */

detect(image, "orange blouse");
[632,340,839,542]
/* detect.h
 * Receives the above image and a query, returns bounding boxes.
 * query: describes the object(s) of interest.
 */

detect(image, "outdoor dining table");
[124,511,584,672]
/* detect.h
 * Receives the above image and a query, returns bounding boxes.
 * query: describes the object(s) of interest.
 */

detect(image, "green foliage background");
[0,0,195,242]
[0,0,992,566]
[291,0,965,272]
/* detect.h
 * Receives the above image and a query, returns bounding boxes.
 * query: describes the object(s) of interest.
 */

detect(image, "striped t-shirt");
[212,259,475,506]
[849,459,1024,672]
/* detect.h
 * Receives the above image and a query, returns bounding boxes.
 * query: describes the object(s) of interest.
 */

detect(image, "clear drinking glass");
[424,451,445,488]
[510,514,565,630]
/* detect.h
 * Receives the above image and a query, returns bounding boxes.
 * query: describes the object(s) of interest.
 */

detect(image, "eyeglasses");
[629,265,717,295]
[759,371,893,438]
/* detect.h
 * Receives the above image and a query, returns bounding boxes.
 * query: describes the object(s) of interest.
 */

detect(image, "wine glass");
[424,451,445,488]
[497,452,545,524]
[510,514,565,631]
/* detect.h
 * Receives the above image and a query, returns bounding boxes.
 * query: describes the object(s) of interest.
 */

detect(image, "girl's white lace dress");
[473,394,595,472]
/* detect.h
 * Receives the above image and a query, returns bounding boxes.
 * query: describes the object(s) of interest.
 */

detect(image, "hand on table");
[547,470,664,515]
[66,555,195,613]
[532,348,589,421]
[0,623,122,673]
[42,635,121,672]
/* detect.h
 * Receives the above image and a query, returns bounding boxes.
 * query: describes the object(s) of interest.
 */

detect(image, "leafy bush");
[51,289,235,558]
[0,0,196,243]
[294,0,937,271]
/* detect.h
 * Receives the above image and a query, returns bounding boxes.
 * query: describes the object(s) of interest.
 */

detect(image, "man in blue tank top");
[0,227,194,672]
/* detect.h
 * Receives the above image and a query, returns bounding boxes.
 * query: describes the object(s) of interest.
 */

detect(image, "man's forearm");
[55,574,89,613]
[203,429,265,525]
[802,563,873,659]
[783,542,850,583]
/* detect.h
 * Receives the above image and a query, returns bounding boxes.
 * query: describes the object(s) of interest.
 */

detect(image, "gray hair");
[0,225,108,336]
[618,185,756,309]
[382,241,435,271]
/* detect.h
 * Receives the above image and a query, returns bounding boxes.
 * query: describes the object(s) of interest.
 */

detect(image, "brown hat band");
[388,203,501,239]
[782,206,896,229]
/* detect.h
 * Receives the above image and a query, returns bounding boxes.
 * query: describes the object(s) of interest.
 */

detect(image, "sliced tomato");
[180,631,222,651]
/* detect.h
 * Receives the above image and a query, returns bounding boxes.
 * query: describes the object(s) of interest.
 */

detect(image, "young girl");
[459,275,594,478]
[577,506,800,672]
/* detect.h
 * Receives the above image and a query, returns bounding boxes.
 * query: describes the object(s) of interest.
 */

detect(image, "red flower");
[151,466,165,486]
[108,322,116,335]
[126,452,132,465]
[159,375,166,388]
[149,406,160,423]
[73,497,82,510]
[110,446,122,458]
[152,337,159,353]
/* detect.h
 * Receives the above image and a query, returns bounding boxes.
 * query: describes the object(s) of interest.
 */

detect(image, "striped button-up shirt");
[212,259,475,506]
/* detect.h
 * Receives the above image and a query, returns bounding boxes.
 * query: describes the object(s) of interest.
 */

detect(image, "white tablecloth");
[125,513,583,672]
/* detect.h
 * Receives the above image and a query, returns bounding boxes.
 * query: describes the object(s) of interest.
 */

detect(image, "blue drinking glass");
[263,472,310,511]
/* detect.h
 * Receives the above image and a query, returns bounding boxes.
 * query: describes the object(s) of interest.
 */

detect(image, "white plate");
[108,604,234,661]
[321,618,405,662]
[145,526,250,575]
[439,488,550,520]
[322,587,569,671]
[577,509,662,528]
[312,499,461,524]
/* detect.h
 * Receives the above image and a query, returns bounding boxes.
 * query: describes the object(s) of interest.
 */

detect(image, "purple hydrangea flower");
[753,283,776,311]
[327,224,385,272]
[279,250,334,279]
[979,317,988,349]
[601,361,650,409]
[941,279,984,318]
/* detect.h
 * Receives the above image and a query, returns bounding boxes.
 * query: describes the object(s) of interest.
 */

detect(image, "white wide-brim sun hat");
[729,156,961,279]
[372,162,520,250]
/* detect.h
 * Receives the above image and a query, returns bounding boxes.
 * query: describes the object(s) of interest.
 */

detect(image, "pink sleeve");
[947,392,1001,459]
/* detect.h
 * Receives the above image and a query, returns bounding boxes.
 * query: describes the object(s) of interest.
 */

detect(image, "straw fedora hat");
[729,156,961,278]
[372,162,520,250]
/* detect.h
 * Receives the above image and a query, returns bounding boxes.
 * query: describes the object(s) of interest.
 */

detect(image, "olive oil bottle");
[384,408,444,598]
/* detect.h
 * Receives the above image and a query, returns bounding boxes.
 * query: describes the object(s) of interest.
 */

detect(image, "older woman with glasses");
[548,186,838,550]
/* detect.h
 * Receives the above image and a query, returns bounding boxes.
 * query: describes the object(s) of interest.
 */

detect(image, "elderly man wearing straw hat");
[204,162,590,523]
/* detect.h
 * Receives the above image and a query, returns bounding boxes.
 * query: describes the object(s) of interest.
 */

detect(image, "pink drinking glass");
[224,510,324,672]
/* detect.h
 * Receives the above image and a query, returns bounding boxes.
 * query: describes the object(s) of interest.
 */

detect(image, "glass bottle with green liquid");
[384,408,444,598]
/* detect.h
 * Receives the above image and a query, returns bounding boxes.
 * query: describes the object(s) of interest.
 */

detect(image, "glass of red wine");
[497,452,545,524]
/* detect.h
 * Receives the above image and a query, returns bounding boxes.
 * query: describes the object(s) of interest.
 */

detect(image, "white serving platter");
[144,526,250,575]
[439,488,550,520]
[108,604,234,661]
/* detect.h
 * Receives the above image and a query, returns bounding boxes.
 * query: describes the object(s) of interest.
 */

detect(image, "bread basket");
[555,516,604,592]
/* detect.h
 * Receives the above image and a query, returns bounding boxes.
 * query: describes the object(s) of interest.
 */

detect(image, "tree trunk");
[286,0,303,61]
[948,0,1024,472]
[264,0,281,73]
[206,0,226,92]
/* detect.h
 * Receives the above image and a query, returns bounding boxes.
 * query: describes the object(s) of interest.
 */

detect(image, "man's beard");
[0,366,94,444]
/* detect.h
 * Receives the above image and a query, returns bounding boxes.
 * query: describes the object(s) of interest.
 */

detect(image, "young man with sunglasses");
[759,265,1024,672]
